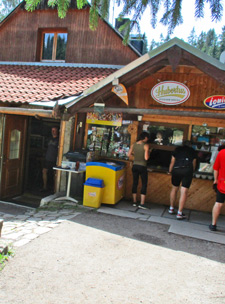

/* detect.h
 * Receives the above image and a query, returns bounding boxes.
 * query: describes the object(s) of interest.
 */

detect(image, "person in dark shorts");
[42,126,59,191]
[209,145,225,231]
[168,140,197,219]
[128,132,150,209]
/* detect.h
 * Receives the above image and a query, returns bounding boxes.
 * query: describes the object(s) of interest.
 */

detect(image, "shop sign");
[204,95,225,110]
[151,81,190,105]
[86,112,122,126]
[112,83,128,105]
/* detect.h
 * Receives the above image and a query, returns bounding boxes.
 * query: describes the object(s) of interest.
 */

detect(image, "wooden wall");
[0,8,138,65]
[125,163,225,215]
[127,65,225,111]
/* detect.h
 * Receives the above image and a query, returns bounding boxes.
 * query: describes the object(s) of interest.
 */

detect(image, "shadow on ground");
[70,210,225,264]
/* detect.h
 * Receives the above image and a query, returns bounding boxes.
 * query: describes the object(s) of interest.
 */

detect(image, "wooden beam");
[78,107,225,120]
[55,120,66,192]
[0,107,54,118]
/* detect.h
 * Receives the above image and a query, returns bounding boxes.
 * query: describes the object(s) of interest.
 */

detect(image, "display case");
[86,122,131,160]
[191,125,225,179]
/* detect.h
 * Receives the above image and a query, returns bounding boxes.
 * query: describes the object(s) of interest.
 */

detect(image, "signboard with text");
[204,95,225,110]
[151,81,190,105]
[86,112,122,126]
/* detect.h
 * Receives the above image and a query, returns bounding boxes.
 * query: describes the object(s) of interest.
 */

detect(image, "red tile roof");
[0,64,117,104]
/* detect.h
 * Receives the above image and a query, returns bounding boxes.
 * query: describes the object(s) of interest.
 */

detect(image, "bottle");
[76,161,80,171]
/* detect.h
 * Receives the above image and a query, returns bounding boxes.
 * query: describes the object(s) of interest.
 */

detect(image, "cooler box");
[85,161,126,205]
[83,178,104,208]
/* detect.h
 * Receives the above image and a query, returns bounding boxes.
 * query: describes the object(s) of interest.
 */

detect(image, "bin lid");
[86,161,125,171]
[84,178,104,188]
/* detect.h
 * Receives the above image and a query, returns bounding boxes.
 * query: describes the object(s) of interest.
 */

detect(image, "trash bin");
[83,178,104,208]
[85,161,126,205]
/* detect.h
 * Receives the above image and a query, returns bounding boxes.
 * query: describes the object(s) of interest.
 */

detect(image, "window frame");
[40,29,68,62]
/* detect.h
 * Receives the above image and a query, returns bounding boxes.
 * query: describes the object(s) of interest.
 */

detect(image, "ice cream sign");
[204,95,225,110]
[151,81,190,105]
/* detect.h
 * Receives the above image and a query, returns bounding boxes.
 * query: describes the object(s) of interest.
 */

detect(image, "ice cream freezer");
[85,160,126,205]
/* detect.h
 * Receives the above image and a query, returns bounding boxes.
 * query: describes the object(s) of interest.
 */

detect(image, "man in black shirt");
[168,140,197,219]
[42,126,59,192]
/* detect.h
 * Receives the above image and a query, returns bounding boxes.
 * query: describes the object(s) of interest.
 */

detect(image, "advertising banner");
[86,112,122,126]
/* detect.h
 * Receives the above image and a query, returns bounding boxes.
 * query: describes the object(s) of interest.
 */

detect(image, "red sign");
[204,95,225,110]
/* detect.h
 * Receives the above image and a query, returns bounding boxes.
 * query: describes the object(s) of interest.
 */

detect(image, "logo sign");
[112,83,128,105]
[117,175,124,190]
[151,81,190,105]
[204,95,225,110]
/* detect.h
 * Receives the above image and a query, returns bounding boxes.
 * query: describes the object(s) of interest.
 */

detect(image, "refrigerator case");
[85,161,126,205]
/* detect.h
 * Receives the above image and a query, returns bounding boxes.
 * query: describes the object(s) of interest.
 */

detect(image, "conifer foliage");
[23,0,223,43]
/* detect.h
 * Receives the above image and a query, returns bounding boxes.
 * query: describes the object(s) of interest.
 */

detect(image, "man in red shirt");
[210,147,225,231]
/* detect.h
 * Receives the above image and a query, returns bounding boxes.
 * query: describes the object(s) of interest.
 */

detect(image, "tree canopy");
[23,0,224,41]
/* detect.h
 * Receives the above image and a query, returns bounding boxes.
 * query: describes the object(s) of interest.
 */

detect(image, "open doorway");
[11,117,60,208]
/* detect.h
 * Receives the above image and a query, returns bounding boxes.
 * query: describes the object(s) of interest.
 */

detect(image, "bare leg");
[170,185,179,208]
[178,186,188,213]
[132,193,137,204]
[212,202,223,225]
[140,194,146,205]
[42,168,48,190]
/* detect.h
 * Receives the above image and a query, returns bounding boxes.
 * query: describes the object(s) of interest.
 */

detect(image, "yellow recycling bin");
[83,178,104,208]
[85,161,126,205]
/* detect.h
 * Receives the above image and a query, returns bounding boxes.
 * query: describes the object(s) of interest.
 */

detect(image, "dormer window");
[40,30,68,62]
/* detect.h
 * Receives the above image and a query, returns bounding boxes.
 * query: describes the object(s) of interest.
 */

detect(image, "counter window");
[86,123,131,160]
[142,123,187,147]
[191,125,225,177]
[140,122,189,172]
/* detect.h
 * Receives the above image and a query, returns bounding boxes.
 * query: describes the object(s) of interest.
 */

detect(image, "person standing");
[42,126,59,192]
[168,140,197,219]
[209,145,225,231]
[128,131,150,209]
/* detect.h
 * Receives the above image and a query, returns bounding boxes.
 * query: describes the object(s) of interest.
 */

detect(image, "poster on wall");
[203,95,225,110]
[151,81,190,105]
[86,112,122,126]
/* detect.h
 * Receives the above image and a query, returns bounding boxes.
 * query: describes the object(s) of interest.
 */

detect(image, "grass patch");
[0,246,14,271]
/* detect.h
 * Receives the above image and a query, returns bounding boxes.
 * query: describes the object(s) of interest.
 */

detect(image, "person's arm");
[168,156,175,173]
[214,169,218,185]
[144,144,150,161]
[128,144,134,159]
[192,158,197,171]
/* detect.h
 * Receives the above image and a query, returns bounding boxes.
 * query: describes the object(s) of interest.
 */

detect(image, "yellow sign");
[86,112,122,126]
[112,83,128,105]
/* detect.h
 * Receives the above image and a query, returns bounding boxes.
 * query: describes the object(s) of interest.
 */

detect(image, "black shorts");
[216,189,225,203]
[172,167,193,188]
[43,160,55,170]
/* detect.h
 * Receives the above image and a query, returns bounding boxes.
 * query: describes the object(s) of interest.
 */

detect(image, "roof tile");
[0,65,116,104]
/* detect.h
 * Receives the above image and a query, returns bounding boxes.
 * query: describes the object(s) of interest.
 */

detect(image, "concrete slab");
[97,206,150,220]
[169,221,225,244]
[40,192,65,206]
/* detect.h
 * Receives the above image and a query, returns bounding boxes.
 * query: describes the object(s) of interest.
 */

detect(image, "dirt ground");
[0,211,225,304]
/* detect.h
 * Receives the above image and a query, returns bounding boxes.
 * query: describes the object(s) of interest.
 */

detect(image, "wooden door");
[1,115,27,198]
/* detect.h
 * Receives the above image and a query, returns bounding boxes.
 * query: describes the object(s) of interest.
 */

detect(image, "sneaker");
[209,224,217,231]
[133,203,137,207]
[176,213,186,220]
[168,207,175,214]
[138,204,148,210]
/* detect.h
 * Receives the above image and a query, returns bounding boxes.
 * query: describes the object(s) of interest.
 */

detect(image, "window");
[9,129,21,159]
[41,30,68,61]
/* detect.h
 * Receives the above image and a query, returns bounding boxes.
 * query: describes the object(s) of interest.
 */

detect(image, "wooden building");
[66,38,225,215]
[0,0,139,205]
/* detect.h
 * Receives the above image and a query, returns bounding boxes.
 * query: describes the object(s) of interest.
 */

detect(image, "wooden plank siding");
[125,162,225,215]
[0,8,138,65]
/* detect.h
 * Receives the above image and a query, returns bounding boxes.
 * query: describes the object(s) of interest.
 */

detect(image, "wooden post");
[55,121,66,192]
[0,219,3,238]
